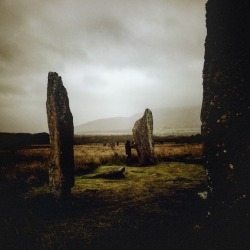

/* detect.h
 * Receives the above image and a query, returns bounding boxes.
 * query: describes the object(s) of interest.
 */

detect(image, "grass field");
[1,142,246,249]
[1,142,203,185]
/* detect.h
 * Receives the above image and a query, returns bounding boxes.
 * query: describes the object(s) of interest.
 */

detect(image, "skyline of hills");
[75,106,201,135]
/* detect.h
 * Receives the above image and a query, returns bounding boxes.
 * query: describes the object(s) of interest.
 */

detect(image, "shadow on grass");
[1,163,249,250]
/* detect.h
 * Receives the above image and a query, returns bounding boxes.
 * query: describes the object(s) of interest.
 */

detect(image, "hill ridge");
[75,106,201,135]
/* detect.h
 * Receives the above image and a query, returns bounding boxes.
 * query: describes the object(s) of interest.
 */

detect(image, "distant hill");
[75,106,201,135]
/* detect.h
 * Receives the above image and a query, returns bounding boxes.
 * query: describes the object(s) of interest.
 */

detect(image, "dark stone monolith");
[201,1,250,215]
[132,108,154,165]
[46,72,74,200]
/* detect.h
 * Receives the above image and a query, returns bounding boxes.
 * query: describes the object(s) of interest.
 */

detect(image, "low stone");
[93,167,126,179]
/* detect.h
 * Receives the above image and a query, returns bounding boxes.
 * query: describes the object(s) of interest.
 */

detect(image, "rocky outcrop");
[132,108,154,165]
[46,72,74,199]
[201,1,250,209]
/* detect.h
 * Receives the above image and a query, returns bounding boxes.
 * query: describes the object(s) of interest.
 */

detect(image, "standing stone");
[46,72,74,199]
[201,1,250,213]
[132,108,154,165]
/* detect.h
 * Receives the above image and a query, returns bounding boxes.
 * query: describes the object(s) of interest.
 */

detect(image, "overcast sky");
[0,0,206,133]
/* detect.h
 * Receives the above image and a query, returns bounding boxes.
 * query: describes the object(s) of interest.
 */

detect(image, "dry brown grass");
[0,147,50,184]
[74,144,135,169]
[0,143,202,185]
[74,142,202,167]
[154,143,203,160]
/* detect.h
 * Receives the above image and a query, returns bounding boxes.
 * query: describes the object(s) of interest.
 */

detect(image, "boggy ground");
[0,143,248,249]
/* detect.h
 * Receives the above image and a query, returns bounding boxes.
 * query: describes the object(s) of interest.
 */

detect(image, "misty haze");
[0,0,206,133]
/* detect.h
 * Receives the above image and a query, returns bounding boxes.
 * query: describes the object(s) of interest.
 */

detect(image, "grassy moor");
[0,135,212,249]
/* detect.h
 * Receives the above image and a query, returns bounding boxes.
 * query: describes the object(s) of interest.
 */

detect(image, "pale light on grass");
[73,162,207,208]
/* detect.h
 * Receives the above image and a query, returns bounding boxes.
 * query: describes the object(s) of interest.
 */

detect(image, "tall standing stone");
[201,1,250,212]
[132,108,154,165]
[46,72,74,199]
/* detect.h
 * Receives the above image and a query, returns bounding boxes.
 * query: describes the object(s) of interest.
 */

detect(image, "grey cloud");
[0,0,206,132]
[0,82,26,96]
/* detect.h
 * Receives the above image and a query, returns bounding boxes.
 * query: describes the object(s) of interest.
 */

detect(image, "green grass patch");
[73,163,206,213]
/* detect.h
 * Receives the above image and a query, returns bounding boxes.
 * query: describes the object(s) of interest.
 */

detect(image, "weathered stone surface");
[93,167,125,179]
[132,108,154,165]
[46,72,74,199]
[201,1,250,210]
